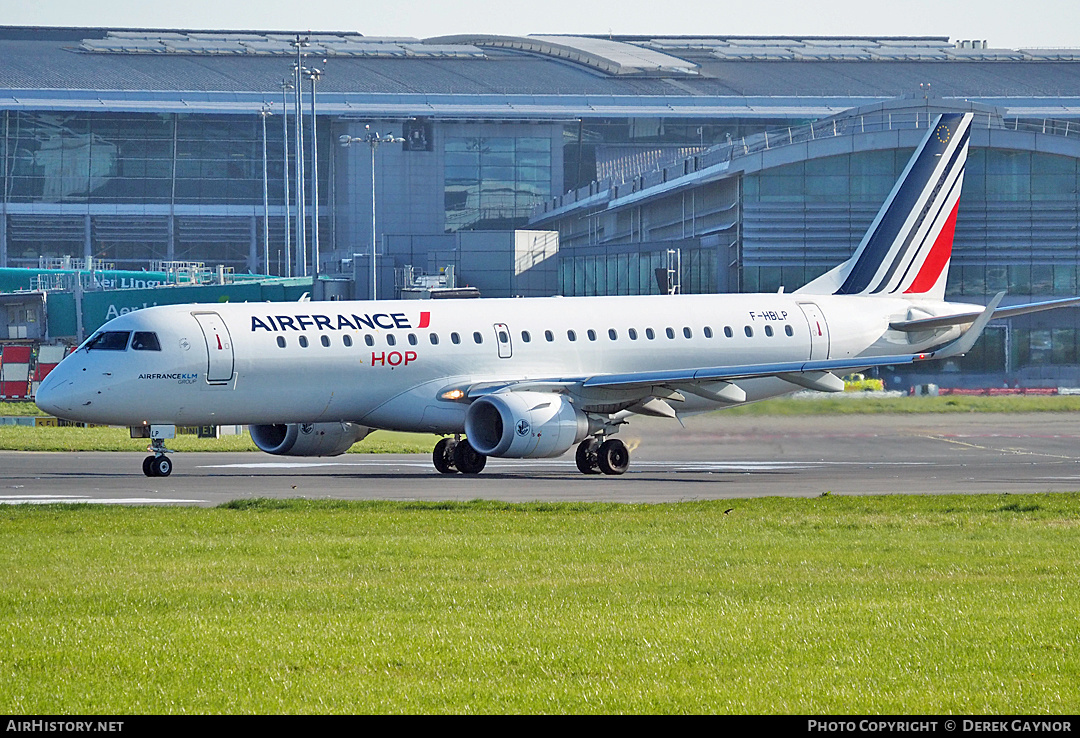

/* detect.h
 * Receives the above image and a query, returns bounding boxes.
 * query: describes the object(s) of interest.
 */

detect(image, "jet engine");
[464,392,589,458]
[249,422,371,457]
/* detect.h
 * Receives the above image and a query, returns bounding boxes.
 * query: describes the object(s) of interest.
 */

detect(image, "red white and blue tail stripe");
[797,112,971,300]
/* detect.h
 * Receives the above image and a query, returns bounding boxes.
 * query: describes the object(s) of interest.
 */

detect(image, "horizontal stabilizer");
[890,294,1080,332]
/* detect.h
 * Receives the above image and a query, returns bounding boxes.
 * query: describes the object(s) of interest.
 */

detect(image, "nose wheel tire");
[596,438,629,476]
[143,455,172,477]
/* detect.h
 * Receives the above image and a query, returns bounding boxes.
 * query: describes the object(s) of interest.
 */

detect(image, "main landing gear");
[432,437,487,475]
[142,438,173,477]
[575,436,629,476]
[429,435,630,476]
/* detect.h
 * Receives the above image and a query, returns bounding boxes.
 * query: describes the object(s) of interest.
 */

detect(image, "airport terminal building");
[2,26,1080,385]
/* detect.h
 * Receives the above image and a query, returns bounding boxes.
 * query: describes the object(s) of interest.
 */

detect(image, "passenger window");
[343,335,353,347]
[765,325,774,337]
[545,330,554,342]
[451,332,461,345]
[683,327,692,339]
[665,327,675,339]
[276,336,286,348]
[645,328,655,340]
[473,332,483,344]
[744,326,753,338]
[724,326,733,338]
[365,335,374,346]
[408,333,418,346]
[498,330,509,344]
[86,331,130,351]
[299,336,309,348]
[131,332,161,351]
[321,335,331,347]
[521,331,531,343]
[386,334,396,346]
[704,326,713,339]
[587,329,597,341]
[429,333,439,345]
[608,329,617,340]
[628,328,638,340]
[785,325,794,337]
[567,330,577,342]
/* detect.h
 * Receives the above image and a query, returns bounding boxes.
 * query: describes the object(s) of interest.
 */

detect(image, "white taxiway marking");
[197,461,392,469]
[0,495,203,505]
[197,459,929,473]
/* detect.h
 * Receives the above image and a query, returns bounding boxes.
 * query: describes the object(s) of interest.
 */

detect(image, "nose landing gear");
[143,438,173,477]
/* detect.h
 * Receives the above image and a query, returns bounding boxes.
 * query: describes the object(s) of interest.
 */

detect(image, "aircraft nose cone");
[34,370,80,418]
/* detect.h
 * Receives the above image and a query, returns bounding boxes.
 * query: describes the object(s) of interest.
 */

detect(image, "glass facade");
[558,247,717,297]
[1013,327,1079,368]
[744,148,913,204]
[0,111,331,206]
[562,117,811,191]
[444,137,551,232]
[0,110,330,270]
[943,149,1080,299]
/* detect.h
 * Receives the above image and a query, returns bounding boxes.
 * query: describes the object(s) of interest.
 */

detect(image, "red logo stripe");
[904,200,959,294]
[418,311,430,329]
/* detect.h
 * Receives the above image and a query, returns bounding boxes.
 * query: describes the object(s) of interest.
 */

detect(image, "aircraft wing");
[464,351,931,399]
[579,352,927,392]
[889,294,1080,332]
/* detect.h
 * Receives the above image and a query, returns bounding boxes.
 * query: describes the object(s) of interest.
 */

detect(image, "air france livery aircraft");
[35,114,1080,477]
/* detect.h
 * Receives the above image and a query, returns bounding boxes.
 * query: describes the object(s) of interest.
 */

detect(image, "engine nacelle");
[464,392,589,458]
[249,422,371,457]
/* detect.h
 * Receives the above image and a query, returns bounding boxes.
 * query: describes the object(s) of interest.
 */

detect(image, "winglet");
[928,291,1005,360]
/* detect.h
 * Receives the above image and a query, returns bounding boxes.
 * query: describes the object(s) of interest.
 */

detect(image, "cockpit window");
[131,332,162,351]
[85,331,131,351]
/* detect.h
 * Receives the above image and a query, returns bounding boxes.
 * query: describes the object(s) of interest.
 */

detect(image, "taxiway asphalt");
[3,412,1080,505]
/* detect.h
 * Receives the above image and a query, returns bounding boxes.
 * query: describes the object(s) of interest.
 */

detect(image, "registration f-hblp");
[35,114,1080,477]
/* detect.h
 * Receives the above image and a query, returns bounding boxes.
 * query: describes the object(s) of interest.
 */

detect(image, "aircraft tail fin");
[796,112,972,300]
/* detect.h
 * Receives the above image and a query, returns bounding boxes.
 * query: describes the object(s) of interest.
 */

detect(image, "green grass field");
[2,496,1079,714]
[0,425,437,453]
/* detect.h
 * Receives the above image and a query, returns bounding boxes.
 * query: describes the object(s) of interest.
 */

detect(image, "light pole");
[280,79,293,277]
[258,106,272,275]
[291,35,309,277]
[340,127,404,301]
[305,66,322,279]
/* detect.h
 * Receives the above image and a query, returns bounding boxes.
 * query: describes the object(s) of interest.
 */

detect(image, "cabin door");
[192,311,235,383]
[797,302,831,360]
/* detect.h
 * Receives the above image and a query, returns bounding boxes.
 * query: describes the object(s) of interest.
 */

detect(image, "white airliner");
[34,113,1080,477]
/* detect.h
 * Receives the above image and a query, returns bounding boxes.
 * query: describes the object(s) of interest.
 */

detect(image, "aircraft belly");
[357,377,470,432]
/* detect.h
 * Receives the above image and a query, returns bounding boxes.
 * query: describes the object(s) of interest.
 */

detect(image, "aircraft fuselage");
[37,292,962,430]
